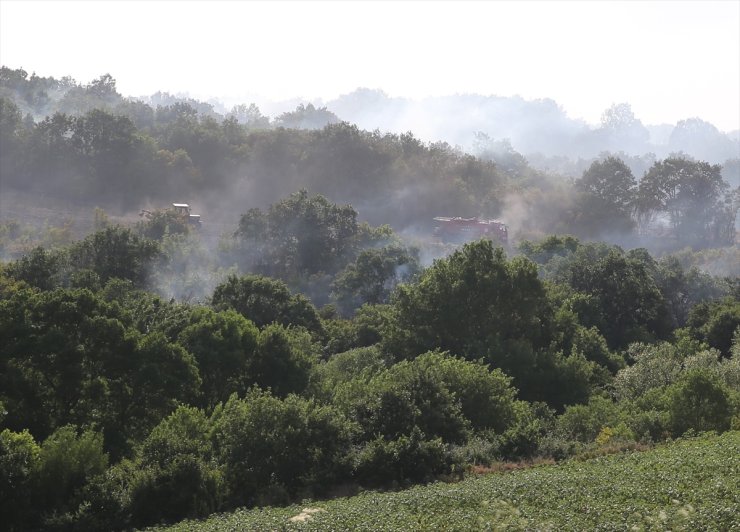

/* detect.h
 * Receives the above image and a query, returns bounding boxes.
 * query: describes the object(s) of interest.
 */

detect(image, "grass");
[152,431,740,531]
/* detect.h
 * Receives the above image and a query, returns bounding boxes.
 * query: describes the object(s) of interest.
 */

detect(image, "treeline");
[1,67,737,253]
[4,66,738,168]
[1,191,739,529]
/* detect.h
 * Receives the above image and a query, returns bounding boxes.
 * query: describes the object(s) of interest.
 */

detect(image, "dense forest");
[0,67,739,530]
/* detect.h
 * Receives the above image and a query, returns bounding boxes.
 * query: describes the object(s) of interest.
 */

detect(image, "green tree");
[233,190,365,279]
[572,156,636,236]
[332,244,419,314]
[387,239,552,376]
[68,226,160,288]
[211,274,322,334]
[637,158,734,247]
[334,353,472,444]
[613,342,685,401]
[127,406,220,527]
[0,429,40,531]
[564,249,671,349]
[687,298,740,357]
[0,288,200,458]
[251,324,316,396]
[35,425,108,524]
[668,369,733,435]
[212,390,352,506]
[178,308,259,408]
[5,246,66,291]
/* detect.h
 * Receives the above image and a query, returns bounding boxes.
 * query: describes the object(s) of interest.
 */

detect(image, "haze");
[1,0,738,132]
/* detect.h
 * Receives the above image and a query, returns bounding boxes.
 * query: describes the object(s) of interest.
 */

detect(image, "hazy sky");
[1,0,738,131]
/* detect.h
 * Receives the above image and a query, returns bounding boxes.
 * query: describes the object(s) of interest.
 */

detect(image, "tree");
[212,390,352,506]
[68,226,160,288]
[233,190,365,279]
[687,298,740,357]
[572,156,636,236]
[0,288,200,458]
[228,103,270,129]
[332,244,419,314]
[274,103,340,130]
[612,343,684,401]
[409,351,517,432]
[250,324,316,396]
[0,97,25,185]
[127,406,220,527]
[564,249,671,348]
[654,256,725,328]
[177,309,259,408]
[34,426,108,523]
[0,429,40,531]
[211,274,322,334]
[5,246,66,291]
[637,158,734,247]
[597,103,650,153]
[668,369,733,435]
[669,118,737,164]
[334,353,471,444]
[387,239,552,372]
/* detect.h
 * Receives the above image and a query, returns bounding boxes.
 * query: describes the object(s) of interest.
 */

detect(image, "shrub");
[668,369,733,435]
[212,391,353,507]
[352,428,456,487]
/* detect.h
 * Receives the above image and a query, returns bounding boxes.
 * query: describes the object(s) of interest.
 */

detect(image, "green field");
[154,431,740,531]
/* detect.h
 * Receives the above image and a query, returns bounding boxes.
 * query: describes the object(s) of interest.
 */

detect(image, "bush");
[334,354,471,444]
[122,407,223,527]
[556,395,623,443]
[212,391,353,507]
[668,369,733,435]
[35,426,109,528]
[352,428,456,487]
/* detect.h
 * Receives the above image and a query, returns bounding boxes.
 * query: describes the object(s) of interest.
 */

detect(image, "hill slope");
[153,431,740,531]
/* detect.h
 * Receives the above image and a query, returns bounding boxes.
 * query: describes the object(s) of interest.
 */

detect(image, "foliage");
[687,297,740,357]
[250,324,317,397]
[613,342,685,401]
[136,208,192,241]
[637,157,735,247]
[351,428,455,487]
[572,156,637,236]
[177,308,259,408]
[667,369,734,435]
[4,246,66,290]
[562,248,671,348]
[0,429,40,531]
[211,390,353,506]
[35,425,109,523]
[127,406,220,527]
[332,244,420,314]
[154,432,740,532]
[232,190,367,279]
[68,226,160,288]
[211,274,322,334]
[387,239,551,376]
[0,287,200,458]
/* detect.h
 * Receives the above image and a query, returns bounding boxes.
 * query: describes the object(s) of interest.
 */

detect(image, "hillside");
[154,431,740,531]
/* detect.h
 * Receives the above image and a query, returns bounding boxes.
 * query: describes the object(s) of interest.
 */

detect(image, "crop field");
[154,431,740,531]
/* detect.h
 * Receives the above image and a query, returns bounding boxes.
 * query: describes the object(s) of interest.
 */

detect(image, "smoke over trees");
[0,66,738,530]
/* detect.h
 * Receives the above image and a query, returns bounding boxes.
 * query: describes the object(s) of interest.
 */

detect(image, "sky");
[1,0,739,131]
